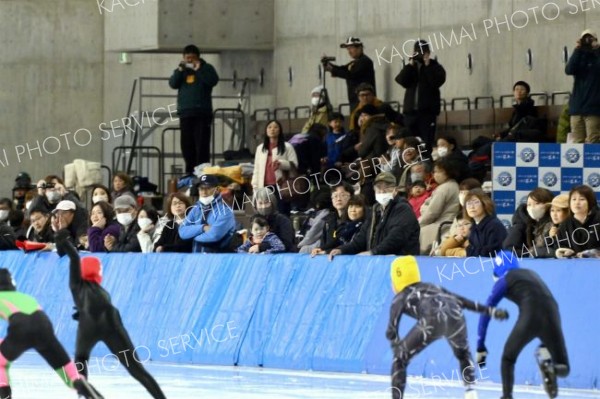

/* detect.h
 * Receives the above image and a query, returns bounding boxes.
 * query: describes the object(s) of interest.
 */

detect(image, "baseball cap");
[581,29,597,39]
[52,200,76,213]
[197,174,219,188]
[113,195,137,210]
[340,37,363,48]
[374,172,397,186]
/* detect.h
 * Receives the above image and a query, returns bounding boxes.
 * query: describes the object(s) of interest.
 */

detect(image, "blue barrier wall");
[0,251,596,389]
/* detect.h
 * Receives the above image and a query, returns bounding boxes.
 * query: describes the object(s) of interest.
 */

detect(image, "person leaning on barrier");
[565,29,600,143]
[153,192,194,253]
[323,37,376,111]
[328,172,420,259]
[463,189,507,258]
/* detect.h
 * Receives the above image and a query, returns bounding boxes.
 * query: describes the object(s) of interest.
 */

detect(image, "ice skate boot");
[535,345,558,398]
[464,386,479,399]
[74,378,104,399]
[0,386,11,399]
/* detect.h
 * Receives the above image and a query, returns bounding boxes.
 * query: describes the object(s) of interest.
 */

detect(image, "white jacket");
[251,142,299,189]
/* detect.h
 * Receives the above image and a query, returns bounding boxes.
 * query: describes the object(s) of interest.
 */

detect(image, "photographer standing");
[565,29,600,143]
[395,40,446,151]
[324,37,376,111]
[169,44,219,175]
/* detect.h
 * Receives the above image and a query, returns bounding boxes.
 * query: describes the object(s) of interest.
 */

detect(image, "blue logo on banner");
[565,148,580,164]
[520,147,536,163]
[497,172,512,187]
[543,172,558,187]
[587,173,600,188]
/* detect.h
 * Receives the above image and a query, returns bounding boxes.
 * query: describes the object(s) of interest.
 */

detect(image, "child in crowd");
[439,214,471,257]
[237,216,285,254]
[323,112,347,169]
[408,180,430,219]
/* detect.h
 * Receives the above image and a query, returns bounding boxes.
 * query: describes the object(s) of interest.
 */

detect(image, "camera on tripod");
[321,56,336,65]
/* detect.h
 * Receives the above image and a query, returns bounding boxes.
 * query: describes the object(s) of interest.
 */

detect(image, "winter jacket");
[395,59,446,115]
[554,208,600,254]
[298,209,330,250]
[325,130,347,169]
[409,192,430,219]
[439,235,469,257]
[565,48,600,116]
[301,106,329,133]
[508,98,538,129]
[251,142,298,190]
[502,204,552,257]
[444,149,471,183]
[87,221,121,252]
[110,222,141,253]
[25,221,54,243]
[419,180,460,227]
[320,212,365,252]
[466,215,508,258]
[169,58,219,118]
[289,132,326,175]
[556,104,570,143]
[179,195,236,253]
[330,53,376,109]
[339,196,420,255]
[237,232,285,254]
[358,115,389,161]
[0,224,16,250]
[261,213,296,253]
[153,219,193,253]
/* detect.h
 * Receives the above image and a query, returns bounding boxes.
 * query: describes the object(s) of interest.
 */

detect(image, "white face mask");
[410,173,424,182]
[311,97,321,107]
[458,193,466,207]
[0,210,8,222]
[116,213,133,226]
[437,147,449,157]
[46,191,61,203]
[527,205,546,221]
[137,217,153,230]
[92,195,109,204]
[375,193,394,207]
[199,195,214,206]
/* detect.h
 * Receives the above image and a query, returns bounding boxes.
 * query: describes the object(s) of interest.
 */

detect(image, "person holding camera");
[395,39,446,151]
[169,44,219,176]
[565,29,600,143]
[323,37,376,111]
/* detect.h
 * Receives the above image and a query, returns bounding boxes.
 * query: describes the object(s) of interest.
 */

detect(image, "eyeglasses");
[465,199,482,208]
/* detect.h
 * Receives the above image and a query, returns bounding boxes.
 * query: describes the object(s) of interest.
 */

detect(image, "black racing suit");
[478,268,569,398]
[56,232,166,399]
[386,282,494,399]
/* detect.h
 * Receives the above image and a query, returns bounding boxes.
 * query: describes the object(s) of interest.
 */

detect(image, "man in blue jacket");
[169,44,220,175]
[179,175,235,253]
[565,29,600,143]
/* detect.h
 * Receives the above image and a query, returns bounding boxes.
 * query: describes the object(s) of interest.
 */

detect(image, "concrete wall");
[0,0,104,197]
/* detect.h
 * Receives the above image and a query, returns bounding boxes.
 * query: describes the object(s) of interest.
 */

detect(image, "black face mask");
[0,268,16,291]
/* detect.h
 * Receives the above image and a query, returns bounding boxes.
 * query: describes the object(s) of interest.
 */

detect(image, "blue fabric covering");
[0,251,596,389]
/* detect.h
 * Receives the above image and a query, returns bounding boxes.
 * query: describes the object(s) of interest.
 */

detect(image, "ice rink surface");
[7,352,600,399]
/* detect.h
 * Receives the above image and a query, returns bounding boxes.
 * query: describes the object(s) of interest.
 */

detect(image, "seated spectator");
[554,185,600,258]
[408,180,430,219]
[503,188,553,257]
[496,81,544,142]
[396,137,427,195]
[0,198,12,226]
[253,188,296,252]
[26,207,54,245]
[12,172,33,211]
[179,174,236,253]
[323,112,347,169]
[289,123,327,176]
[301,85,329,133]
[439,214,472,257]
[418,158,461,254]
[464,189,507,258]
[87,201,120,252]
[348,83,402,132]
[356,104,389,204]
[110,171,136,202]
[438,177,482,245]
[312,193,367,256]
[536,194,569,258]
[237,215,285,254]
[104,195,141,253]
[50,200,88,247]
[136,205,160,253]
[9,209,26,239]
[328,172,420,258]
[90,184,111,205]
[297,190,332,253]
[434,136,471,183]
[154,193,194,253]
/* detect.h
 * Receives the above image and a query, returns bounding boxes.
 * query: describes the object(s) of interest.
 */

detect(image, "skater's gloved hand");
[556,247,575,258]
[476,349,488,367]
[72,306,80,321]
[385,325,397,341]
[490,307,509,320]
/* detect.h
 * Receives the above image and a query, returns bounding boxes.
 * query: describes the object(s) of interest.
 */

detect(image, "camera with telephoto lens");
[321,56,336,65]
[37,182,55,189]
[581,34,595,50]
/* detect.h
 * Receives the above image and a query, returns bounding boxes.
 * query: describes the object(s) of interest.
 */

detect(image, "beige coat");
[418,180,460,254]
[251,142,298,190]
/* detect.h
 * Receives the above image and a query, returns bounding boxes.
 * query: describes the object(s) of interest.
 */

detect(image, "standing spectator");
[154,193,194,253]
[565,29,600,143]
[328,172,420,258]
[110,172,136,202]
[50,200,88,247]
[395,39,446,150]
[463,190,507,258]
[237,216,285,254]
[169,44,220,174]
[324,37,376,111]
[87,201,120,253]
[301,85,330,133]
[90,184,111,205]
[179,174,235,253]
[136,205,160,253]
[253,188,296,252]
[12,172,33,211]
[251,120,299,214]
[323,112,347,169]
[104,195,141,253]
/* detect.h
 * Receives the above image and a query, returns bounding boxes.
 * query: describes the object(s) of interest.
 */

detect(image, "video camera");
[321,56,336,65]
[37,182,55,189]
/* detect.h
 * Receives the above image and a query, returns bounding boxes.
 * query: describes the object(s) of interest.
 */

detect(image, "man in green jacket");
[169,44,219,175]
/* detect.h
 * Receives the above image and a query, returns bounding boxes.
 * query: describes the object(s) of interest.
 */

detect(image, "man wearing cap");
[565,29,600,143]
[324,37,376,111]
[169,44,220,175]
[51,200,88,247]
[179,174,236,253]
[104,195,141,253]
[395,39,446,150]
[328,171,420,259]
